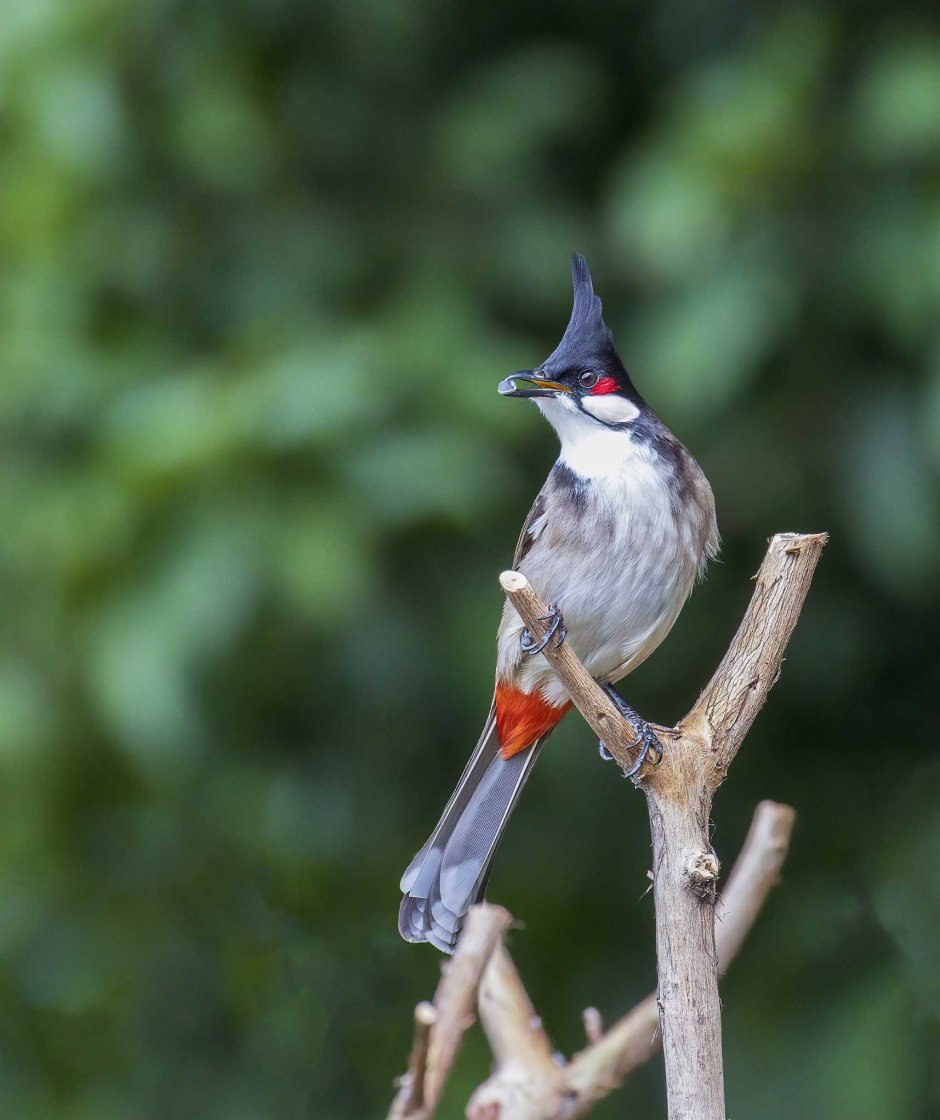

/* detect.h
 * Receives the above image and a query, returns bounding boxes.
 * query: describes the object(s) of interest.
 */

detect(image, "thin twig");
[388,904,512,1120]
[399,1002,436,1114]
[692,535,829,781]
[582,1008,604,1045]
[499,533,828,788]
[714,799,797,967]
[498,570,645,772]
[478,941,555,1071]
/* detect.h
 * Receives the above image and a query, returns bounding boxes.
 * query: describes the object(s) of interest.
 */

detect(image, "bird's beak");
[497,371,569,398]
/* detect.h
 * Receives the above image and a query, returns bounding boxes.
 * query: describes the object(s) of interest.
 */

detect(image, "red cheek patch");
[591,377,619,396]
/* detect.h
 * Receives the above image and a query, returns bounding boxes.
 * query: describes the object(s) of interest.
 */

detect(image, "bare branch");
[500,532,828,788]
[394,533,823,1120]
[691,532,829,784]
[498,570,645,773]
[500,533,825,1120]
[715,799,797,969]
[389,904,512,1120]
[396,1002,436,1116]
[582,1008,604,1045]
[469,800,796,1119]
[478,940,555,1072]
[562,800,796,1111]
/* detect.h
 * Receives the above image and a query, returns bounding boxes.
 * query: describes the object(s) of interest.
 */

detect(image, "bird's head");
[498,254,643,428]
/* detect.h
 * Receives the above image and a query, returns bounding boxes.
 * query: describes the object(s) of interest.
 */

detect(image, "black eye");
[579,371,598,389]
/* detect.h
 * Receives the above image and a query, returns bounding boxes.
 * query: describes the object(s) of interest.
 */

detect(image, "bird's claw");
[622,722,663,778]
[597,684,664,778]
[520,604,567,656]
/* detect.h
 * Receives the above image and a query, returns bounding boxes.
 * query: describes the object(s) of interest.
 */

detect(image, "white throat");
[535,394,644,481]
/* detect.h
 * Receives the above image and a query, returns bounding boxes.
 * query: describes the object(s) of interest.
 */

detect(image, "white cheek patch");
[581,394,640,425]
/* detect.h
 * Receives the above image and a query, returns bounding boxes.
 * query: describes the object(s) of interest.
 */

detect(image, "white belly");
[496,439,709,707]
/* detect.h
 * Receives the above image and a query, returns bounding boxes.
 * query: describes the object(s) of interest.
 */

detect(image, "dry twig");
[389,905,512,1120]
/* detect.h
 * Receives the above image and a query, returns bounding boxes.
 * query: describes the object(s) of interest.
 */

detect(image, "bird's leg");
[598,683,663,777]
[519,603,567,656]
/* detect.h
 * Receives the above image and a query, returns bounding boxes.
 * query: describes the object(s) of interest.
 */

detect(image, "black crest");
[542,254,624,376]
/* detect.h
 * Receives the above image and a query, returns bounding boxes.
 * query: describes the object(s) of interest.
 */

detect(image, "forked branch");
[500,532,825,1120]
[390,801,795,1120]
[499,532,829,789]
[389,906,512,1120]
[391,532,825,1120]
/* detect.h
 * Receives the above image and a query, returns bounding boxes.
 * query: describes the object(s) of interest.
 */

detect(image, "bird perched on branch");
[399,255,719,952]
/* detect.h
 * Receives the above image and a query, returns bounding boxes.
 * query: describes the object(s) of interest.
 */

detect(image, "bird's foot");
[621,722,663,778]
[598,684,664,777]
[520,603,567,656]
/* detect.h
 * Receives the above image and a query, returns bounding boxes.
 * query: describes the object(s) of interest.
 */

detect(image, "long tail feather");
[399,707,548,953]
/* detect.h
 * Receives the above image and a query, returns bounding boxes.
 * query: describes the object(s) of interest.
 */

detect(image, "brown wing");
[511,490,547,568]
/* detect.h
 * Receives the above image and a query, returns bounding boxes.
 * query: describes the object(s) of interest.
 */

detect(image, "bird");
[399,254,719,953]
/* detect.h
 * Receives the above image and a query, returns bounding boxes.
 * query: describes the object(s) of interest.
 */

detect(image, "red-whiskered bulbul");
[399,254,719,953]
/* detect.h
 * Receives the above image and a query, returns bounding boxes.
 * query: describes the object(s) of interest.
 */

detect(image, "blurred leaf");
[23,60,125,180]
[273,495,374,624]
[434,44,606,196]
[628,258,797,420]
[851,38,940,160]
[840,389,940,599]
[343,428,512,527]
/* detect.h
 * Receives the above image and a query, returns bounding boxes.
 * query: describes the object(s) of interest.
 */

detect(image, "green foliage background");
[2,1,939,1116]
